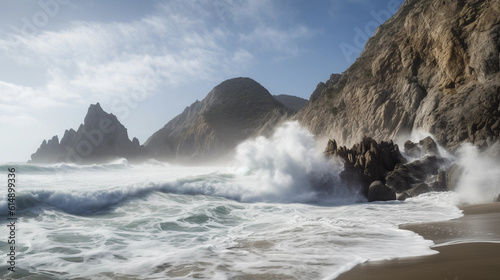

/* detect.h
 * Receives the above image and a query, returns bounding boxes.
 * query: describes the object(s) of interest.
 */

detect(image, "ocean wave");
[3,168,360,216]
[0,122,365,215]
[0,158,131,174]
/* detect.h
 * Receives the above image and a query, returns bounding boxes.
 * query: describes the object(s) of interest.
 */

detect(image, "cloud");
[240,25,315,57]
[0,0,318,124]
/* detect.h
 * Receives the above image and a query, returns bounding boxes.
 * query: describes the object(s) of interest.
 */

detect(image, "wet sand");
[336,202,500,280]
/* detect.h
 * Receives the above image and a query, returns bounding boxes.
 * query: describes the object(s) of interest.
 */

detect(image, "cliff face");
[30,103,144,163]
[145,77,291,161]
[297,0,500,151]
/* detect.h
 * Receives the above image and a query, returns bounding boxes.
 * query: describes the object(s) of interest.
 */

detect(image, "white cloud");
[240,25,315,57]
[0,0,318,125]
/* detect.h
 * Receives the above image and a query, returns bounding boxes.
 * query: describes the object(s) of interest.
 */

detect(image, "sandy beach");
[336,202,500,280]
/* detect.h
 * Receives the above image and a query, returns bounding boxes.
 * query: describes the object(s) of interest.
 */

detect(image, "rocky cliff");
[144,77,292,162]
[30,103,144,163]
[297,0,500,151]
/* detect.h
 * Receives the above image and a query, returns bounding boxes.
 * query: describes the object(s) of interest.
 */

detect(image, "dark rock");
[368,181,396,202]
[325,136,405,197]
[432,170,447,191]
[30,103,146,164]
[404,140,421,158]
[132,137,140,147]
[386,155,447,196]
[385,164,413,193]
[497,193,500,202]
[30,136,63,163]
[419,136,440,156]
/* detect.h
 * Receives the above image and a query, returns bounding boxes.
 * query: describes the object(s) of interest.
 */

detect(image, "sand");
[336,202,500,280]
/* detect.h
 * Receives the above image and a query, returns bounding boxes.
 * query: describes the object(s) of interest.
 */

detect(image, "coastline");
[336,202,500,280]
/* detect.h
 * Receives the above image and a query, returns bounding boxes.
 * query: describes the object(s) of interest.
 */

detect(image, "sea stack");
[30,103,144,164]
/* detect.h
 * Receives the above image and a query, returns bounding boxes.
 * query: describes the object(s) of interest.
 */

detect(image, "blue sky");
[0,0,403,162]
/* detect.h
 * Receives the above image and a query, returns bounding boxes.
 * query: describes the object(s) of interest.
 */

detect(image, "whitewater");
[2,122,486,280]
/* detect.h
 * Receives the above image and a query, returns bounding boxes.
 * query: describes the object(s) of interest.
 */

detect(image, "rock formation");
[325,136,453,201]
[30,103,144,164]
[324,136,405,197]
[297,0,500,152]
[368,181,396,202]
[273,94,308,111]
[145,77,292,162]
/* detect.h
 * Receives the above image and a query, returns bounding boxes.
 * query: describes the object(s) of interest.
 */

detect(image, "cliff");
[30,103,144,163]
[144,77,291,161]
[297,0,500,151]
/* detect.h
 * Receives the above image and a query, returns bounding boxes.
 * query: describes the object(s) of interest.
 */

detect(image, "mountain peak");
[145,77,291,161]
[30,103,145,163]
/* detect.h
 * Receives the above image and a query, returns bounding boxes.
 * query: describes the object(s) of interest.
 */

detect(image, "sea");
[2,122,498,280]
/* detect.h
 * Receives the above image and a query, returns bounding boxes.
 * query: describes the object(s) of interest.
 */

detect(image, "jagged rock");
[297,0,500,152]
[419,136,439,156]
[145,77,292,162]
[404,140,421,158]
[30,103,145,164]
[30,136,63,163]
[386,155,444,192]
[325,136,405,197]
[368,181,396,202]
[385,165,412,193]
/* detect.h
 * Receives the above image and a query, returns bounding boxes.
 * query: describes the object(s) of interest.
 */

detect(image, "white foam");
[1,122,478,279]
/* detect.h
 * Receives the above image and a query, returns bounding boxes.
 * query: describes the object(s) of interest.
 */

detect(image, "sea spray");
[0,123,468,279]
[231,121,361,204]
[454,143,500,204]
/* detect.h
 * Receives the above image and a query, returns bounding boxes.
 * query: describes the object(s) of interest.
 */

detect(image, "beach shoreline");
[336,202,500,280]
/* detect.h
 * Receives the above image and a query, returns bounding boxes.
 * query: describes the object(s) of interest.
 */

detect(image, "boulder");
[368,181,396,202]
[404,140,421,158]
[419,136,440,156]
[385,164,413,193]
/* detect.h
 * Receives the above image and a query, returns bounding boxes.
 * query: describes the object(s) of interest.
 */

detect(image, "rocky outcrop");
[325,136,453,201]
[273,94,308,111]
[324,136,405,197]
[30,103,145,164]
[145,77,292,162]
[297,0,500,152]
[368,181,396,202]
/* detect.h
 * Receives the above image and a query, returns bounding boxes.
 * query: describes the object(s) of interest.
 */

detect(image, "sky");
[0,0,403,162]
